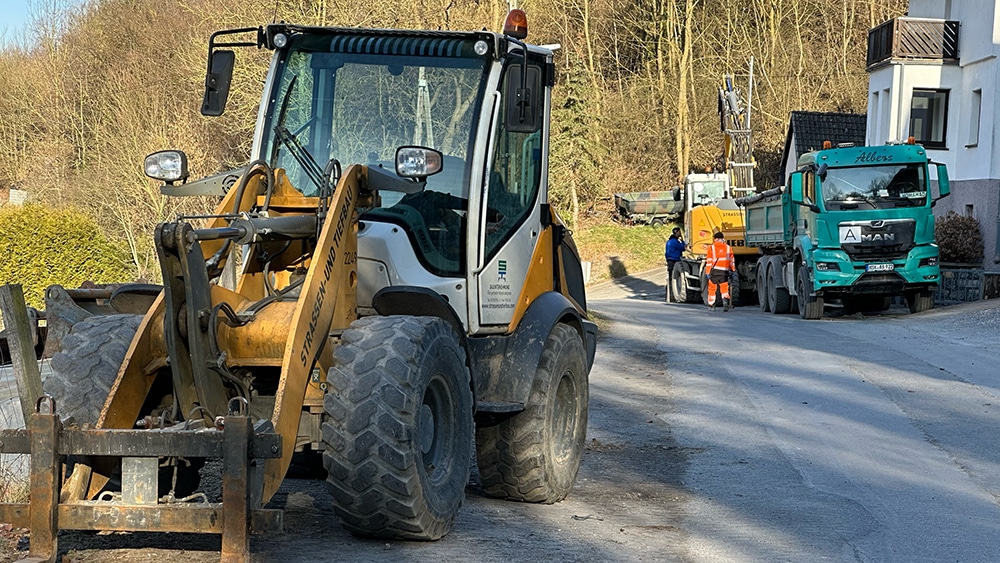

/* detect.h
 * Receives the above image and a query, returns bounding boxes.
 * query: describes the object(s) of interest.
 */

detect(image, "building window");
[909,89,948,149]
[967,89,981,147]
[868,91,879,144]
[881,88,890,143]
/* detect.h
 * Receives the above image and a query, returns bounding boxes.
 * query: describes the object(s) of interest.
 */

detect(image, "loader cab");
[243,23,554,334]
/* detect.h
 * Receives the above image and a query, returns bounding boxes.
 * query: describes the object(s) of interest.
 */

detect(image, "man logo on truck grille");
[840,225,896,245]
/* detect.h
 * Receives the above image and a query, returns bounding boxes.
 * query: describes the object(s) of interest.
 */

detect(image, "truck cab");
[784,143,950,316]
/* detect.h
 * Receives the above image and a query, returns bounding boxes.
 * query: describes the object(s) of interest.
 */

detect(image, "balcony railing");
[867,17,959,69]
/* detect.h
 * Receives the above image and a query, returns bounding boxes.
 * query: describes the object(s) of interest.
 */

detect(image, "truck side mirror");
[201,49,235,117]
[932,162,951,206]
[504,59,541,133]
[789,172,820,213]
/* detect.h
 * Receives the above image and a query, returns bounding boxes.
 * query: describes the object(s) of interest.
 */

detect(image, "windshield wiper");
[270,74,326,194]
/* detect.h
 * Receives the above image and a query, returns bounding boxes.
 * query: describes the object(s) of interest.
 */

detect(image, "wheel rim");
[551,371,579,464]
[419,372,456,485]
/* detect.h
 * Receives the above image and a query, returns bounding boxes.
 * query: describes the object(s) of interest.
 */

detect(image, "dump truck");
[613,190,683,226]
[0,11,597,560]
[739,142,950,319]
[669,64,758,304]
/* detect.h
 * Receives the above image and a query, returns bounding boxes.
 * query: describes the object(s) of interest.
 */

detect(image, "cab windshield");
[260,32,491,276]
[820,164,928,211]
[688,179,727,207]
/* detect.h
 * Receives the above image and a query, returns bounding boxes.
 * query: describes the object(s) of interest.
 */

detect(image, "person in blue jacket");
[664,227,686,302]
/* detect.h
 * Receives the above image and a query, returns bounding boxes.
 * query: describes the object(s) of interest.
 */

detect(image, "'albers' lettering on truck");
[738,142,950,319]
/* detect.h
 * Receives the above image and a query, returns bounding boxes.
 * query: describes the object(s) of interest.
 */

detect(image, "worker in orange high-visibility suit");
[704,231,736,311]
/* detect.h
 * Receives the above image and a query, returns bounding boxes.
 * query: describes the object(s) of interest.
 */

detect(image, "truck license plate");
[865,263,895,272]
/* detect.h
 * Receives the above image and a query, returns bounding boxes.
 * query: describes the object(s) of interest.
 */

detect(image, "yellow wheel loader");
[0,11,596,560]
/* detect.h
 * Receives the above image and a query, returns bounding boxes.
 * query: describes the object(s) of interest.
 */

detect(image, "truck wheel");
[671,266,699,303]
[322,315,473,540]
[906,290,935,314]
[757,268,770,312]
[769,263,791,314]
[47,314,142,425]
[650,218,664,228]
[476,323,588,504]
[796,268,823,320]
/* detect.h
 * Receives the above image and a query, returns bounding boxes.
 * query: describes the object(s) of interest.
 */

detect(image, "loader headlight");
[144,150,189,184]
[395,146,443,179]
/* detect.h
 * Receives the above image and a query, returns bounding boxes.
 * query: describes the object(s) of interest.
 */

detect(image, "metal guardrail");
[867,17,960,69]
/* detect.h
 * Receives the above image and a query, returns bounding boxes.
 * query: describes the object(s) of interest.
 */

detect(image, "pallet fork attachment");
[0,396,283,562]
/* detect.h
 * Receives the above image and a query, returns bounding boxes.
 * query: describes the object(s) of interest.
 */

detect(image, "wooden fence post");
[0,284,44,421]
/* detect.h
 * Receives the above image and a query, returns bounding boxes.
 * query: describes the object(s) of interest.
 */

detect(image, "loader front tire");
[47,314,142,425]
[475,323,588,503]
[671,265,699,303]
[322,315,473,540]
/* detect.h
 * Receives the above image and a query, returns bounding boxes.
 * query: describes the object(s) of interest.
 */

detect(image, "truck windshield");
[820,164,927,211]
[260,32,491,276]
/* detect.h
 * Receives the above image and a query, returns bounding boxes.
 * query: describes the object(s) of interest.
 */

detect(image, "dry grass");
[576,219,677,285]
[0,464,28,503]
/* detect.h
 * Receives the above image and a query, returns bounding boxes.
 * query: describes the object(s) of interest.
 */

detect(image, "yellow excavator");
[670,61,759,304]
[0,11,596,560]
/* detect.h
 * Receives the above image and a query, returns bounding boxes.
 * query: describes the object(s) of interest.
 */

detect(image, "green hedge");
[0,205,133,309]
[936,211,984,265]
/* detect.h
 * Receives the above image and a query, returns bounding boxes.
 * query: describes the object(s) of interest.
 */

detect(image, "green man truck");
[738,142,950,319]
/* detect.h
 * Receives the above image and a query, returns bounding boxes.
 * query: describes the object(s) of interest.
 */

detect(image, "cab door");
[475,50,550,328]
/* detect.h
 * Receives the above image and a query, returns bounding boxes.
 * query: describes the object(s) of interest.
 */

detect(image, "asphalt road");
[4,270,1000,562]
[591,268,1000,561]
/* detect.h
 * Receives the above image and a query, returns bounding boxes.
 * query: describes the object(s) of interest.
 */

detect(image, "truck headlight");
[815,262,839,272]
[144,150,189,184]
[919,257,938,267]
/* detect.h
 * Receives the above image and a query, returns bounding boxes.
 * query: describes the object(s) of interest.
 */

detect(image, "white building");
[866,0,999,268]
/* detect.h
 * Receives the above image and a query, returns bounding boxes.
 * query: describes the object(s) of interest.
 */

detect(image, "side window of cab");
[484,55,544,260]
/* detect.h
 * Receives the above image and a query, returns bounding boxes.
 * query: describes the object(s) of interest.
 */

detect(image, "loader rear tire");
[475,323,588,503]
[322,316,473,540]
[47,314,142,425]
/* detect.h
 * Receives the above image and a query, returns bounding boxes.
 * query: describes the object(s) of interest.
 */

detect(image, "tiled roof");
[781,111,867,171]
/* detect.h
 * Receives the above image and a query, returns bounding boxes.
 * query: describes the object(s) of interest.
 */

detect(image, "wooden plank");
[0,284,43,422]
[28,410,60,561]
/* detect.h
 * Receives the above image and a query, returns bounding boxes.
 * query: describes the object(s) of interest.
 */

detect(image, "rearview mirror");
[932,162,951,206]
[789,172,819,213]
[504,59,542,133]
[201,50,235,117]
[816,163,828,180]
